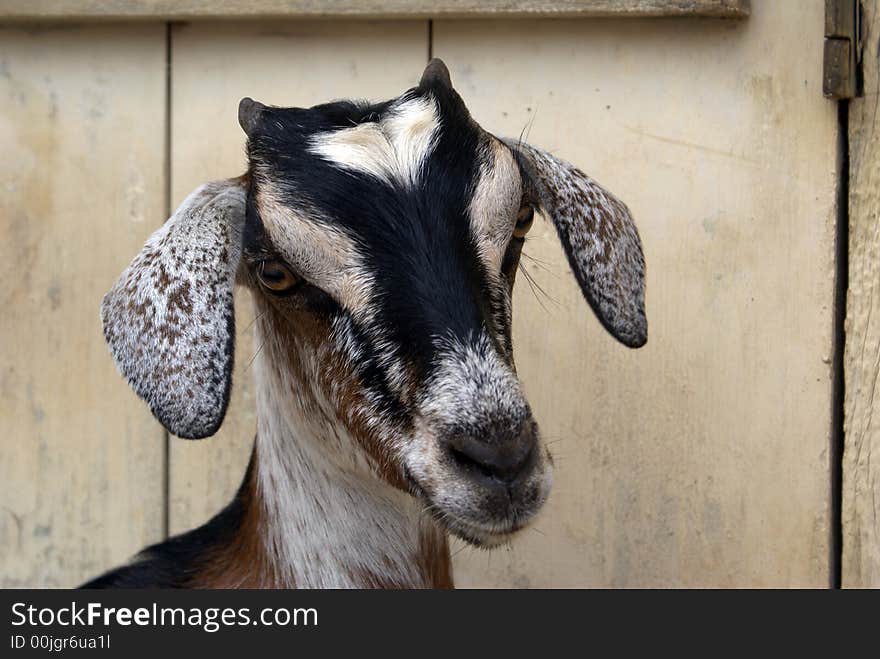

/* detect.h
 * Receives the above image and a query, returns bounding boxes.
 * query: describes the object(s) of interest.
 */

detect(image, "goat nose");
[447,425,537,485]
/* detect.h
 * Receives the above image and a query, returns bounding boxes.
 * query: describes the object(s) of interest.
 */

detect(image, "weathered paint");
[843,0,880,590]
[0,24,166,586]
[0,0,752,21]
[1,3,840,588]
[438,0,837,587]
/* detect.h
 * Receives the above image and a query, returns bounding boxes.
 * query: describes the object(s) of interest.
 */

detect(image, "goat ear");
[419,58,453,90]
[504,140,647,348]
[101,178,247,439]
[238,97,265,136]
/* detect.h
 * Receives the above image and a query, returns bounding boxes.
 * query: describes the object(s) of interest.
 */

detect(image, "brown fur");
[253,290,411,491]
[418,524,453,589]
[187,445,289,589]
[222,291,454,588]
[341,524,452,589]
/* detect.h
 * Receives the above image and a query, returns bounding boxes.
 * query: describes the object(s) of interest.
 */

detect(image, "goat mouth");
[403,467,543,548]
[430,508,533,548]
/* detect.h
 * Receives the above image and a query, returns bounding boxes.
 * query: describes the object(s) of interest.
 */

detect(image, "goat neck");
[246,304,452,589]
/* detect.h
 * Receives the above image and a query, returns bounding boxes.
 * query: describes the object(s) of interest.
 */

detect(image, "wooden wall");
[437,0,837,587]
[0,25,167,586]
[844,0,880,589]
[1,0,846,587]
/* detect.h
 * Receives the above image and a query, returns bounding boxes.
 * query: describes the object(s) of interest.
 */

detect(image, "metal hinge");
[824,0,863,98]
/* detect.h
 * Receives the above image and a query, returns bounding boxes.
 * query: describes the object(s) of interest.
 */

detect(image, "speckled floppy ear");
[504,140,647,348]
[101,178,247,439]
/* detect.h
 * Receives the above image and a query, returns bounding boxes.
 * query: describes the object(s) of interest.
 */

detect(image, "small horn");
[238,97,265,135]
[419,58,452,89]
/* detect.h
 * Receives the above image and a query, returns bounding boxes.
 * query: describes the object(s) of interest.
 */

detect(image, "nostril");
[449,446,500,482]
[447,429,536,485]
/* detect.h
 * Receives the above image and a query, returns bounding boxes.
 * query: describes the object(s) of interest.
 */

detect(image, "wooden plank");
[0,24,167,586]
[0,0,750,21]
[439,1,837,587]
[167,20,429,536]
[843,0,880,589]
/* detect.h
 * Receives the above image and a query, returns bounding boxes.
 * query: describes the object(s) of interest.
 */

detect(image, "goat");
[82,59,646,589]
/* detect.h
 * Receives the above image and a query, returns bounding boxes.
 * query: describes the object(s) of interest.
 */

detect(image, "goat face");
[101,60,646,548]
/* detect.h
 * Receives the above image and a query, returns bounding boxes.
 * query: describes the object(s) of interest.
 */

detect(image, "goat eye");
[257,260,300,292]
[513,206,535,238]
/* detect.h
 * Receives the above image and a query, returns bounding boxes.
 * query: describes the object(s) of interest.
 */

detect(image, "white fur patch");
[468,139,522,274]
[308,96,440,187]
[255,185,375,320]
[252,315,439,588]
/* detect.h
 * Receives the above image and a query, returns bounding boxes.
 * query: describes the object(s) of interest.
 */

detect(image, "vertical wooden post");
[844,0,880,588]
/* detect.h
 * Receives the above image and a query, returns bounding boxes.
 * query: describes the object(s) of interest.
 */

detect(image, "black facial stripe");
[242,187,271,259]
[245,87,516,380]
[335,315,411,426]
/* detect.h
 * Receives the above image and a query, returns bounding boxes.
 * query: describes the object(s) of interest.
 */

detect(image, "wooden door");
[0,1,849,587]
